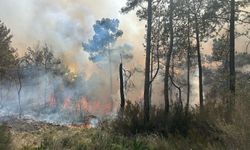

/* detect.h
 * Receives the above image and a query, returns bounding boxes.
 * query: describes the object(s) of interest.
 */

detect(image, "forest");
[0,0,250,149]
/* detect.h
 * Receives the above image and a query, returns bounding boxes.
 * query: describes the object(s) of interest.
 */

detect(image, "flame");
[77,97,89,112]
[68,64,77,74]
[63,97,71,109]
[77,96,112,115]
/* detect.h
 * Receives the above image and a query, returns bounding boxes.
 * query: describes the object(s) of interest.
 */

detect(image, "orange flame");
[63,97,71,109]
[76,96,112,115]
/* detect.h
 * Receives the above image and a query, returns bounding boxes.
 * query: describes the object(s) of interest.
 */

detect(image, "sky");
[0,0,145,75]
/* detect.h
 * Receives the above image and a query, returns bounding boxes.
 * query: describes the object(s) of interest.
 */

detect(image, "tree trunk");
[229,0,235,104]
[149,46,154,108]
[186,3,191,114]
[144,0,152,122]
[119,62,125,114]
[44,63,47,108]
[164,0,174,114]
[170,53,175,105]
[195,14,204,111]
[17,69,22,119]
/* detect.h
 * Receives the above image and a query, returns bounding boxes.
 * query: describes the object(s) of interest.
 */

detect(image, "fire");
[77,97,89,111]
[63,97,71,109]
[77,96,112,115]
[47,94,112,120]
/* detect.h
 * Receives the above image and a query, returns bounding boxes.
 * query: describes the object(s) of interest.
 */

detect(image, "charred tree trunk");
[119,62,125,114]
[229,0,235,104]
[195,14,204,112]
[164,0,174,114]
[144,0,152,122]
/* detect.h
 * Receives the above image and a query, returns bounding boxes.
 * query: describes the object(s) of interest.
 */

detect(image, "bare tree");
[185,0,191,114]
[119,56,125,115]
[143,0,153,122]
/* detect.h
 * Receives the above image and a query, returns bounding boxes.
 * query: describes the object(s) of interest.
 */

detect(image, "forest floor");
[0,96,249,150]
[0,115,226,150]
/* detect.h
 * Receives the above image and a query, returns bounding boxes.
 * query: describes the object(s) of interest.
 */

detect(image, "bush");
[110,101,222,141]
[0,123,11,149]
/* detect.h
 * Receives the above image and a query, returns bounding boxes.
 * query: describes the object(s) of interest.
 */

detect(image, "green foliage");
[0,20,16,78]
[212,36,229,62]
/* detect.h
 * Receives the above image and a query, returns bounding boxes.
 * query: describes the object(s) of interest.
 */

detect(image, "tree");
[205,0,249,108]
[24,44,61,107]
[83,18,123,111]
[163,0,174,114]
[187,0,225,111]
[0,20,16,110]
[0,20,16,79]
[229,0,235,104]
[14,58,24,118]
[186,0,191,114]
[119,57,125,115]
[143,0,153,122]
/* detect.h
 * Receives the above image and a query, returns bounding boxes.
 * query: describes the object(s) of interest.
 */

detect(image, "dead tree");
[119,56,125,114]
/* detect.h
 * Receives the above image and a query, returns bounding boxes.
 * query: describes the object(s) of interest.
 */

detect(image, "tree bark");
[164,0,174,114]
[144,0,152,122]
[229,0,235,104]
[119,62,125,114]
[186,2,191,114]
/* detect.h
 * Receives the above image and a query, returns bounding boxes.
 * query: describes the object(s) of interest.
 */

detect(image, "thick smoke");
[0,0,145,123]
[0,63,117,124]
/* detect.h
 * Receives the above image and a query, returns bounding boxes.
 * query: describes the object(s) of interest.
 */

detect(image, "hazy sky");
[0,0,145,74]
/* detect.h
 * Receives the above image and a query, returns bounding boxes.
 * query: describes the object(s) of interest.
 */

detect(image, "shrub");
[0,123,11,150]
[111,100,222,141]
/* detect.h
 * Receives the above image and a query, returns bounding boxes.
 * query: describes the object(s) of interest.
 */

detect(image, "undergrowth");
[0,123,11,150]
[5,81,250,150]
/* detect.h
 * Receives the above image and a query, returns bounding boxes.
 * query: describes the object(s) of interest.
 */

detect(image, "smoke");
[0,0,147,123]
[0,65,117,124]
[0,0,145,71]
